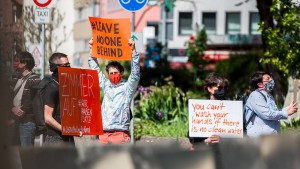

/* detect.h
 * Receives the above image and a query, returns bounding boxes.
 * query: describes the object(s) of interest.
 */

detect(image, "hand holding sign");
[89,38,93,56]
[128,38,137,55]
[287,100,298,116]
[204,134,220,144]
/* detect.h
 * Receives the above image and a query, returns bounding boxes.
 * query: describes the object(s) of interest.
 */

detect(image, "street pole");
[41,23,45,79]
[39,23,45,146]
[131,12,135,31]
[161,2,166,46]
[130,12,135,145]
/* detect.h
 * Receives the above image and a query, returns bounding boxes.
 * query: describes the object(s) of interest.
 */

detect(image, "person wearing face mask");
[43,52,74,145]
[245,71,298,137]
[10,51,41,146]
[189,73,229,150]
[88,38,140,144]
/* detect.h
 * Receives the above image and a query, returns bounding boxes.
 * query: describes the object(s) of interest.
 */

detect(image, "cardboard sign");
[58,67,103,136]
[189,99,243,138]
[89,17,131,60]
[293,79,298,102]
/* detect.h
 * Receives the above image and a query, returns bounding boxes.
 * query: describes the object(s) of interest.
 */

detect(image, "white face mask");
[264,79,275,91]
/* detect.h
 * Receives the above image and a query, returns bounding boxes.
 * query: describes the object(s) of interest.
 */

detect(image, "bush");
[135,81,188,124]
[134,80,191,138]
[215,51,266,98]
[134,120,188,139]
[281,118,300,132]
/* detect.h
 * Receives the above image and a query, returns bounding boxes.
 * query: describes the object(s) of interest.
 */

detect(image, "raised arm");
[125,39,140,99]
[88,38,108,90]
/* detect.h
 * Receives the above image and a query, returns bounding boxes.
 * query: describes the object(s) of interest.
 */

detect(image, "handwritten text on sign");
[89,17,131,60]
[189,99,243,138]
[58,67,103,136]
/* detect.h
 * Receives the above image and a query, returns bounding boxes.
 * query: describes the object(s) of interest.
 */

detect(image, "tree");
[186,28,209,74]
[259,0,300,78]
[257,0,300,121]
[22,3,71,73]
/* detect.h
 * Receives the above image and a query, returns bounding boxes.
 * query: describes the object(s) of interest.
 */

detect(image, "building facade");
[167,0,261,67]
[73,0,100,68]
[0,0,24,74]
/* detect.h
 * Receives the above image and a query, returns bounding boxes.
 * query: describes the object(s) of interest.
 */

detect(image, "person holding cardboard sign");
[88,38,140,144]
[189,73,229,149]
[245,71,298,137]
[43,53,74,145]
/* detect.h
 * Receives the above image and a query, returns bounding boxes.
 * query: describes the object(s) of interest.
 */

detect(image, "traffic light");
[165,0,174,12]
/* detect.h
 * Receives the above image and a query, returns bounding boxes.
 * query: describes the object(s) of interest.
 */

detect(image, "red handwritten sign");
[58,67,103,136]
[89,17,131,61]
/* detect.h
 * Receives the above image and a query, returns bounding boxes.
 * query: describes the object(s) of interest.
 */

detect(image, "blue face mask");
[264,79,275,91]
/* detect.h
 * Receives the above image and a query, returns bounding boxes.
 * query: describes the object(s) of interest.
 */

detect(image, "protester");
[43,53,74,145]
[245,71,298,137]
[189,73,229,149]
[10,51,40,146]
[88,38,140,144]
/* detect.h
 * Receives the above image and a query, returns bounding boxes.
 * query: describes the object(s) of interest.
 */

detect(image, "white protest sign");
[189,99,243,138]
[131,32,144,53]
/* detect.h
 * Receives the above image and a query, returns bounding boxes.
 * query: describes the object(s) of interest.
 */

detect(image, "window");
[13,5,17,23]
[202,12,216,34]
[166,22,173,40]
[75,3,99,21]
[166,10,173,40]
[179,12,193,35]
[166,10,173,19]
[250,12,260,35]
[226,13,240,34]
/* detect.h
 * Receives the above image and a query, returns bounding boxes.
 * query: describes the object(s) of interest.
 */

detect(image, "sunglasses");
[57,62,71,67]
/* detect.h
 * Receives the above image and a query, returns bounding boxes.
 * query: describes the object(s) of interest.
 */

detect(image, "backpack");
[31,77,53,136]
[242,89,267,132]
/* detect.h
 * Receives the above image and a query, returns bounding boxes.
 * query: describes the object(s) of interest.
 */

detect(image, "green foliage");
[133,80,192,138]
[215,51,267,98]
[135,81,188,124]
[134,120,188,139]
[187,28,209,73]
[260,0,300,78]
[281,118,300,132]
[186,89,207,100]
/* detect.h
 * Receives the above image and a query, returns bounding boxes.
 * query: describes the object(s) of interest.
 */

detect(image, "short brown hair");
[204,72,229,91]
[105,61,124,74]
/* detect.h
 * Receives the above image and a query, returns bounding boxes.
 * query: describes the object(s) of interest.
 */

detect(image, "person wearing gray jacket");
[88,38,140,144]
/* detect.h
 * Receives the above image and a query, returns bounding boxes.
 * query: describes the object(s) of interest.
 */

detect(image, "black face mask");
[49,62,59,80]
[50,62,58,72]
[213,89,226,100]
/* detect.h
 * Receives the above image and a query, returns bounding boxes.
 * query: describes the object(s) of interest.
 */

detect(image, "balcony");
[207,34,262,45]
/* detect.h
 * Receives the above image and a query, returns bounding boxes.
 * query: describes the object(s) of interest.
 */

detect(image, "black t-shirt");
[43,78,74,143]
[43,80,61,136]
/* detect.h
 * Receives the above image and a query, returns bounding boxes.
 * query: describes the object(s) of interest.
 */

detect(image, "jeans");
[19,122,36,146]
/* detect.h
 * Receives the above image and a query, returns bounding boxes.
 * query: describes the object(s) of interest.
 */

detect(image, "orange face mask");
[109,74,122,84]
